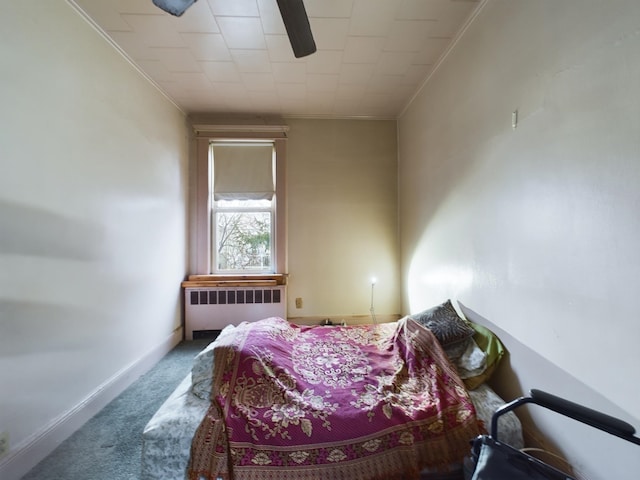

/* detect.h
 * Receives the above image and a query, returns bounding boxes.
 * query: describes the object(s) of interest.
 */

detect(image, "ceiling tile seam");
[116,13,165,18]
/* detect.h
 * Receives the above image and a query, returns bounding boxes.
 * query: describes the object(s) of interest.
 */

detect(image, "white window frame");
[191,124,288,276]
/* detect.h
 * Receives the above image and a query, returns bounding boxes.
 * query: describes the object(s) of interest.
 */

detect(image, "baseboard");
[0,327,183,480]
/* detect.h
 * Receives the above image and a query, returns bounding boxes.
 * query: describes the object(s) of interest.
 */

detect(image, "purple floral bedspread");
[188,317,480,480]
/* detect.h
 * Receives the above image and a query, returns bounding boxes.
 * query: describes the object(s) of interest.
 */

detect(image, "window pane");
[216,210,272,271]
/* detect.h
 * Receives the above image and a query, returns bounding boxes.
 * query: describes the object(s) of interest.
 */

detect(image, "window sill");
[181,274,287,288]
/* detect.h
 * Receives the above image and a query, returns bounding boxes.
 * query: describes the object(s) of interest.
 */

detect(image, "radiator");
[184,286,287,340]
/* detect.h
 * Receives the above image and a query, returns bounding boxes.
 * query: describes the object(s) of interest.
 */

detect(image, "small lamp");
[370,276,377,324]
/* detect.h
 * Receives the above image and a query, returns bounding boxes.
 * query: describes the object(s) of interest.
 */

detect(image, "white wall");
[286,119,400,323]
[0,1,189,477]
[398,1,640,478]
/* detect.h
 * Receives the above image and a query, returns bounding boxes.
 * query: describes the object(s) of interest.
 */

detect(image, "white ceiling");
[71,0,481,119]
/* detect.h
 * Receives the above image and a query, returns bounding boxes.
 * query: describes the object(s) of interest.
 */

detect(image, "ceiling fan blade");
[152,0,315,58]
[152,0,197,17]
[276,0,317,58]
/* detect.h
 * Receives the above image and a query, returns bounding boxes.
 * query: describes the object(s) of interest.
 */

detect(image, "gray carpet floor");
[21,339,212,480]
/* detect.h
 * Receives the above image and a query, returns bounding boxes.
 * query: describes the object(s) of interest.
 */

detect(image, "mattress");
[141,378,523,480]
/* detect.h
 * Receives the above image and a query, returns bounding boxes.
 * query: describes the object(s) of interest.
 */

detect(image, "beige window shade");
[212,143,274,200]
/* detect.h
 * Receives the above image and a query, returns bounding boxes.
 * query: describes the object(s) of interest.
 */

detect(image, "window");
[213,199,273,272]
[191,124,288,276]
[210,142,275,273]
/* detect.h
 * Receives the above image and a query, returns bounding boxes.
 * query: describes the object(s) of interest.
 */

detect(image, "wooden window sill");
[181,274,287,288]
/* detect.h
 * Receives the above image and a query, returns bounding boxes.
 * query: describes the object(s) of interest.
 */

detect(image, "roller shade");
[212,143,274,200]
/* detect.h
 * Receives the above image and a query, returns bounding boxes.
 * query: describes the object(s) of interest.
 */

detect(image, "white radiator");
[184,286,287,340]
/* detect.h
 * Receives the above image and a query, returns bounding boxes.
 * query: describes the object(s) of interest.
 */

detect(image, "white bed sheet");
[141,377,523,480]
[141,374,209,480]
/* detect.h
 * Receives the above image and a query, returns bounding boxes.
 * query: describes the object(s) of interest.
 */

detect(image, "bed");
[142,300,523,480]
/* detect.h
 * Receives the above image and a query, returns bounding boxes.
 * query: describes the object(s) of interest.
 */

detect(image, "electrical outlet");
[0,431,9,458]
[295,297,303,309]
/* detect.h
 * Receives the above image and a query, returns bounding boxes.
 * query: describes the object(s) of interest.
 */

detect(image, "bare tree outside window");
[216,210,271,271]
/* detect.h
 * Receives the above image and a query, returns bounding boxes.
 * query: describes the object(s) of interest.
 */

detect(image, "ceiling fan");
[152,0,317,58]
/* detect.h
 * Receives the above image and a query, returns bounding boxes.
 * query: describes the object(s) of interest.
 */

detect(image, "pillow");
[456,338,488,379]
[410,299,476,360]
[461,321,506,390]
